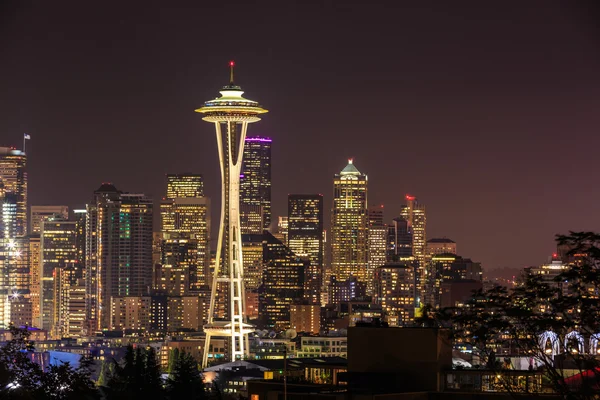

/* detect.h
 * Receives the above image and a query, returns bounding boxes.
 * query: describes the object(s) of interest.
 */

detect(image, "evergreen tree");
[167,348,179,374]
[103,346,165,400]
[144,347,163,398]
[166,350,205,400]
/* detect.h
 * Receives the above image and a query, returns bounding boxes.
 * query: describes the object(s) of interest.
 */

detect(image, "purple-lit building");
[240,136,272,232]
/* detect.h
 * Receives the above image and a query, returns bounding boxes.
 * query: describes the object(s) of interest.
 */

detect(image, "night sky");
[1,1,599,274]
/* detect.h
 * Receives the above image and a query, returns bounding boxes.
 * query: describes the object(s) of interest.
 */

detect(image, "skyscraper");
[40,216,77,334]
[28,235,41,326]
[166,173,204,199]
[0,147,30,328]
[195,62,267,365]
[0,192,19,328]
[426,238,457,256]
[53,265,85,338]
[259,232,305,331]
[160,174,210,288]
[241,233,264,321]
[387,217,413,261]
[288,194,324,304]
[0,147,27,237]
[367,205,387,295]
[426,253,482,308]
[85,183,153,331]
[331,159,369,287]
[29,205,69,235]
[274,216,288,244]
[400,195,426,303]
[240,136,272,232]
[156,238,199,296]
[375,262,416,326]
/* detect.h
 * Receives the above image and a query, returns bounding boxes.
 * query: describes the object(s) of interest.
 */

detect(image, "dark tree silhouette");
[0,325,98,399]
[103,345,165,400]
[442,232,600,399]
[166,350,205,400]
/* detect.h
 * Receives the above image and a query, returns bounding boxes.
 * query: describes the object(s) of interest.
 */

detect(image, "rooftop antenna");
[229,60,235,84]
[23,133,31,153]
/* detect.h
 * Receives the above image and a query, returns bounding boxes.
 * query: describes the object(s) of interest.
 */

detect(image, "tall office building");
[274,216,288,244]
[400,195,426,302]
[0,148,29,328]
[426,238,457,256]
[242,233,264,291]
[426,253,482,308]
[166,173,203,199]
[259,232,305,331]
[240,205,264,235]
[40,216,77,334]
[0,147,27,237]
[331,159,369,286]
[242,233,264,321]
[387,217,413,261]
[0,192,30,328]
[73,210,87,268]
[156,237,199,296]
[30,205,69,235]
[288,194,324,305]
[367,205,387,296]
[29,235,41,326]
[53,265,85,338]
[375,262,416,326]
[160,174,210,288]
[85,183,153,331]
[240,136,272,231]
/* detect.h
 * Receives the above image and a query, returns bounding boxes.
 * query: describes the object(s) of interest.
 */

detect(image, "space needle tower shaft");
[196,62,267,366]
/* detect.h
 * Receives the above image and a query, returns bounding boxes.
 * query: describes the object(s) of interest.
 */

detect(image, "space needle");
[196,62,267,366]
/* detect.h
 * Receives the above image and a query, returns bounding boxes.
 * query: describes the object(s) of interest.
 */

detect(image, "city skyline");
[2,1,600,273]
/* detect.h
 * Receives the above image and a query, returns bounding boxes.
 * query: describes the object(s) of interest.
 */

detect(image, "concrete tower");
[196,62,267,365]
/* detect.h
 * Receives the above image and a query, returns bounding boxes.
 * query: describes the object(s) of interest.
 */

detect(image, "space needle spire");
[196,62,268,366]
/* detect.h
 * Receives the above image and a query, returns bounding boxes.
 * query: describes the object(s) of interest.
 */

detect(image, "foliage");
[102,345,165,400]
[0,325,98,399]
[442,232,600,400]
[166,350,205,400]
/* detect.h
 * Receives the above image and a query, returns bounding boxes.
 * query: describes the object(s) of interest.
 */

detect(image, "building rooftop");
[95,183,120,193]
[340,159,362,176]
[204,356,347,372]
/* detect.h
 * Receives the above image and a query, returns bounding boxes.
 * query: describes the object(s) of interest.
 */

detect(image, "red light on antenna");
[405,194,416,201]
[229,61,235,67]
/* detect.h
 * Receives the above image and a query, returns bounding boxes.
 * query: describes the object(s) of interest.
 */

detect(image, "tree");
[166,350,205,400]
[145,347,163,396]
[443,232,600,399]
[167,348,179,374]
[0,325,98,399]
[103,345,165,400]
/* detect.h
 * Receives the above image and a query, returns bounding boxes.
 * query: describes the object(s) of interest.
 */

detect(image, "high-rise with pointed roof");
[331,159,369,291]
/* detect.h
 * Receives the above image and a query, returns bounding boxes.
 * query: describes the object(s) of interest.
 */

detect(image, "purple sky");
[1,0,600,273]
